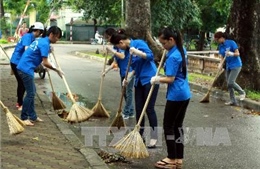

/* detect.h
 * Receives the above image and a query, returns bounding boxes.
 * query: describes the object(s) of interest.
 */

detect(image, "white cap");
[33,22,44,30]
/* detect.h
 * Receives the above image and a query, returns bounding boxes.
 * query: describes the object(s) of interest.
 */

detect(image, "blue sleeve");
[131,40,154,61]
[230,40,238,51]
[39,42,50,58]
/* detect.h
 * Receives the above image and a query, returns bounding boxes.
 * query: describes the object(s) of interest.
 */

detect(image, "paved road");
[4,44,260,169]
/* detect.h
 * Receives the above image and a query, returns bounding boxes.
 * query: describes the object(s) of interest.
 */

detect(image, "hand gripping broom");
[0,100,25,135]
[110,54,133,130]
[91,51,110,117]
[51,52,93,123]
[112,50,166,158]
[46,69,66,110]
[200,56,226,103]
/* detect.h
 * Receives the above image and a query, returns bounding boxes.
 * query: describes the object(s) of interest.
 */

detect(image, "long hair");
[158,27,187,78]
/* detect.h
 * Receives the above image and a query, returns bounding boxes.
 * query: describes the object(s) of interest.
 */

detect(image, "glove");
[122,78,128,87]
[130,47,146,58]
[150,76,161,84]
[56,69,64,78]
[106,47,116,55]
[225,51,234,57]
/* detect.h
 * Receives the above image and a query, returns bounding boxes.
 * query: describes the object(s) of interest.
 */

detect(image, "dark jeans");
[11,63,25,106]
[163,99,190,159]
[135,81,159,139]
[17,70,37,121]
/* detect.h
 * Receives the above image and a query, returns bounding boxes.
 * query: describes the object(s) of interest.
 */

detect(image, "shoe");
[239,93,246,101]
[122,115,129,120]
[154,159,176,169]
[30,117,44,122]
[225,101,238,106]
[17,106,22,111]
[23,120,34,126]
[147,139,157,149]
[129,114,135,118]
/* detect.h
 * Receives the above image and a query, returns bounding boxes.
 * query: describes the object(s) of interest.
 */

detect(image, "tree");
[220,0,260,91]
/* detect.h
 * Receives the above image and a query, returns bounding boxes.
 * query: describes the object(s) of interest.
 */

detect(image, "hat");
[33,22,44,30]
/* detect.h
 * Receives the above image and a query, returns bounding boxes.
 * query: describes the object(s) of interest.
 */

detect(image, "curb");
[36,88,110,169]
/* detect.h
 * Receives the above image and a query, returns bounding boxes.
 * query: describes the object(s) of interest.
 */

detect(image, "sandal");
[154,160,176,169]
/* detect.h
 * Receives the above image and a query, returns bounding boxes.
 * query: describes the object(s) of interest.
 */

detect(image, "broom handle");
[51,52,76,104]
[14,0,30,38]
[46,69,55,92]
[97,51,108,100]
[136,50,166,126]
[0,45,11,60]
[207,56,226,92]
[117,54,133,112]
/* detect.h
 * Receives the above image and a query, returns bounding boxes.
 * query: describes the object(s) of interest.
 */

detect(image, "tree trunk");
[0,0,4,18]
[216,0,260,91]
[125,0,163,62]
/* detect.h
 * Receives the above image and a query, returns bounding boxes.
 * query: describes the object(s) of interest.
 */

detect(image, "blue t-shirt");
[129,39,157,86]
[17,37,50,77]
[165,46,191,101]
[10,33,35,65]
[113,46,132,77]
[218,39,242,70]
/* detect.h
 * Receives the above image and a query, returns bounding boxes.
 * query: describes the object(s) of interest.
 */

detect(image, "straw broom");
[0,100,25,135]
[200,56,226,103]
[110,54,133,129]
[46,69,66,110]
[51,52,93,123]
[91,51,110,117]
[113,50,166,158]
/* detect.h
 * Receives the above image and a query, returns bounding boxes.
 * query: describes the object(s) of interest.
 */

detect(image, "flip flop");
[154,160,176,169]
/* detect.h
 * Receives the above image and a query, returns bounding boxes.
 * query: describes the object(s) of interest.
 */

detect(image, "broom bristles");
[110,111,125,129]
[200,92,210,103]
[5,110,25,135]
[66,103,94,123]
[113,127,149,158]
[52,92,66,110]
[92,100,110,118]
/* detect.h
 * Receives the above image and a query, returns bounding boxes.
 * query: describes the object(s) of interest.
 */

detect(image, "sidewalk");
[0,66,109,168]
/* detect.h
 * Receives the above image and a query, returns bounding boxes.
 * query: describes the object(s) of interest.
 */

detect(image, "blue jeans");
[135,81,159,139]
[17,70,37,121]
[121,76,135,116]
[226,67,245,104]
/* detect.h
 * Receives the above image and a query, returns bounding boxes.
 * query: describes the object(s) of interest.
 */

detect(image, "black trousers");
[163,99,190,159]
[11,63,25,106]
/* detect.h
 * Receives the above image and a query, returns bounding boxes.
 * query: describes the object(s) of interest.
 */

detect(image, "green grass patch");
[0,39,8,44]
[245,90,260,101]
[188,72,214,81]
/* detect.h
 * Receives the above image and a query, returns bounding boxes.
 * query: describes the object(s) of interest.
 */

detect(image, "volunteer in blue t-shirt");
[110,32,159,148]
[103,28,135,120]
[16,26,63,126]
[152,27,191,169]
[10,22,45,111]
[214,31,246,106]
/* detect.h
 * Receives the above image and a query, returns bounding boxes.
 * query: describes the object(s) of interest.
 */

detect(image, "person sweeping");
[110,30,159,148]
[16,26,63,126]
[10,22,45,111]
[103,28,135,120]
[151,27,191,169]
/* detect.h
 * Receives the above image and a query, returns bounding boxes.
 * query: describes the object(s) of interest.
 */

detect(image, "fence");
[187,51,220,75]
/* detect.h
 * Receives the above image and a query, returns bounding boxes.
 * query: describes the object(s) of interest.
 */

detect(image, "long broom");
[91,51,110,117]
[110,54,133,129]
[51,52,93,123]
[0,100,25,135]
[46,69,66,110]
[0,45,14,75]
[112,50,166,158]
[200,56,226,103]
